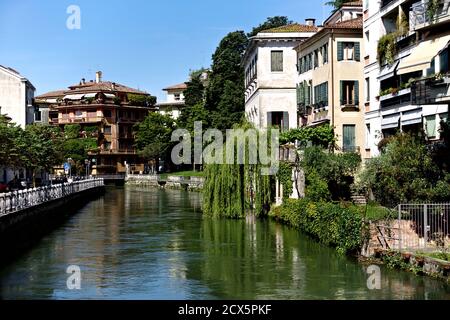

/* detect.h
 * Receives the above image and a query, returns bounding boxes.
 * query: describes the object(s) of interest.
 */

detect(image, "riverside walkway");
[0,178,104,216]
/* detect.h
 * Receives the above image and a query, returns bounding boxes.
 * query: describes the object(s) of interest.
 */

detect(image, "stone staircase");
[351,194,367,205]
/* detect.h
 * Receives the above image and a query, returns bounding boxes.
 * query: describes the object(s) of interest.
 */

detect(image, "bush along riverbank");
[269,199,363,255]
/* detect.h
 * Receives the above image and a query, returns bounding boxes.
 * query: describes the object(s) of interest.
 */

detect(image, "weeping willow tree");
[203,123,274,219]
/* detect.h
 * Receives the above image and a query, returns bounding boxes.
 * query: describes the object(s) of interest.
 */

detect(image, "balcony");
[410,0,450,31]
[411,74,450,105]
[380,88,412,108]
[55,116,105,124]
[342,146,361,154]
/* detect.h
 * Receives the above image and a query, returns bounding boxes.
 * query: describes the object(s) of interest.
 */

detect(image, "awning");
[378,60,400,81]
[104,94,116,99]
[401,109,422,126]
[307,118,330,128]
[83,93,97,98]
[63,94,85,100]
[381,114,400,130]
[398,36,450,75]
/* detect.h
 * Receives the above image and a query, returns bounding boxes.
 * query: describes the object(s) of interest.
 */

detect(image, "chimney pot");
[305,18,316,27]
[96,71,102,83]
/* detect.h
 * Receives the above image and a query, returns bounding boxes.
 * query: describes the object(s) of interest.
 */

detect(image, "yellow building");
[295,2,365,153]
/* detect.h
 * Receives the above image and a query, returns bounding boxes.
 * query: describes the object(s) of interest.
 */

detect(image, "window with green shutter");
[355,42,361,61]
[305,82,311,106]
[283,112,290,131]
[341,81,357,105]
[343,125,356,152]
[354,80,359,105]
[337,42,344,61]
[323,44,329,64]
[271,51,283,72]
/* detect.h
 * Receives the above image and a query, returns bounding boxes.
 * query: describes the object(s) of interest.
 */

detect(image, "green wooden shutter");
[305,82,310,106]
[283,112,290,131]
[340,81,344,105]
[325,82,329,105]
[267,112,272,127]
[337,42,344,61]
[343,125,356,152]
[354,80,359,106]
[355,42,361,61]
[300,83,305,104]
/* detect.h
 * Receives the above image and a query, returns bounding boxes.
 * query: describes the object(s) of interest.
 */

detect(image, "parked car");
[0,183,8,193]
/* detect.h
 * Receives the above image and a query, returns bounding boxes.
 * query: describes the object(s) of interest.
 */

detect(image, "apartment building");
[157,83,187,120]
[363,0,450,159]
[243,21,318,130]
[0,65,36,128]
[296,2,365,153]
[35,71,156,175]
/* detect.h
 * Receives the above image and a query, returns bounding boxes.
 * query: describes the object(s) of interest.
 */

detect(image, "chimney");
[305,18,316,27]
[96,71,102,83]
[111,82,116,90]
[82,78,86,85]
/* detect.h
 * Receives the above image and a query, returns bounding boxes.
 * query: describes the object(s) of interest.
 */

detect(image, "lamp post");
[85,159,91,178]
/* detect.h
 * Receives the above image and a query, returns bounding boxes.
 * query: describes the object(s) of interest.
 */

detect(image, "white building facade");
[363,0,450,159]
[157,83,187,120]
[0,65,36,128]
[244,22,318,131]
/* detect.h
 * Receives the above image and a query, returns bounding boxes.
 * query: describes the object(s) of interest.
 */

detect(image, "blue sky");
[0,0,331,101]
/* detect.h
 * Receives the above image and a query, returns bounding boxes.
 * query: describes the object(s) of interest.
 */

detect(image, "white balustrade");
[0,178,104,216]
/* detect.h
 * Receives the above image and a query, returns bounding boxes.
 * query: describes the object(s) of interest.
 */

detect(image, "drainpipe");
[330,29,335,153]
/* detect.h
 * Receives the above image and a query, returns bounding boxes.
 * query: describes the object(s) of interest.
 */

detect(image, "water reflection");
[0,187,449,300]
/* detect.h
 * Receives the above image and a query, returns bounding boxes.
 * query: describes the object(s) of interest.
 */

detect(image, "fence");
[377,203,450,251]
[0,178,104,216]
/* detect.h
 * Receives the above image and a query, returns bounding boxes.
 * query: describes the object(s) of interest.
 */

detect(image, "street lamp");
[85,159,91,178]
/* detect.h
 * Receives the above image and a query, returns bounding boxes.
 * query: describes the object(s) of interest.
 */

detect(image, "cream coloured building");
[243,22,318,130]
[296,3,365,153]
[157,83,187,120]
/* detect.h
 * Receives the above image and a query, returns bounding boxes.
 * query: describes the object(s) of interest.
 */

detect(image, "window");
[337,42,360,61]
[314,50,319,68]
[343,125,356,152]
[174,93,181,101]
[104,126,112,134]
[103,110,112,118]
[440,48,449,73]
[271,51,283,72]
[340,81,359,106]
[365,78,370,102]
[104,141,111,150]
[75,110,83,117]
[323,44,329,64]
[314,82,328,105]
[425,116,437,138]
[267,111,289,131]
[34,110,42,122]
[365,124,371,149]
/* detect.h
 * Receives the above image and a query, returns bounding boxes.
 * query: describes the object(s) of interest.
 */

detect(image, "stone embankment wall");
[126,174,204,191]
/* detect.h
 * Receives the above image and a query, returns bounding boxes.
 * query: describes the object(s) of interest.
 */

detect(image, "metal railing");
[0,178,104,216]
[410,0,450,30]
[378,203,450,251]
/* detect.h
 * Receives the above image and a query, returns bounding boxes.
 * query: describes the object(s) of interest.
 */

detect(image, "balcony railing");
[411,75,450,105]
[380,88,412,108]
[56,116,105,124]
[342,146,361,154]
[410,0,450,31]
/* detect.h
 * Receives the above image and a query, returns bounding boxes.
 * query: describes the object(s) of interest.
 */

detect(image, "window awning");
[381,114,400,130]
[104,93,116,99]
[378,60,400,81]
[401,109,422,126]
[397,36,450,75]
[63,94,85,100]
[83,93,97,98]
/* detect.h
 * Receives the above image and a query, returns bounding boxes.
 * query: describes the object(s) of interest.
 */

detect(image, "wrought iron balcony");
[410,0,450,31]
[411,74,450,105]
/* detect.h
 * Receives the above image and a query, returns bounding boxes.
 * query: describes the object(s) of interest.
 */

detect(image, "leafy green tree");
[205,31,248,131]
[134,112,176,167]
[325,0,354,13]
[23,125,64,185]
[360,133,448,207]
[62,124,98,174]
[247,16,292,37]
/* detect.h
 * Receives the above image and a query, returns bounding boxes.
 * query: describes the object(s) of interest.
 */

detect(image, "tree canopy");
[247,16,292,37]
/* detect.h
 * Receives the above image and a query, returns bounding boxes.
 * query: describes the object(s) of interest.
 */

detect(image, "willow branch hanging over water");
[202,123,274,219]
